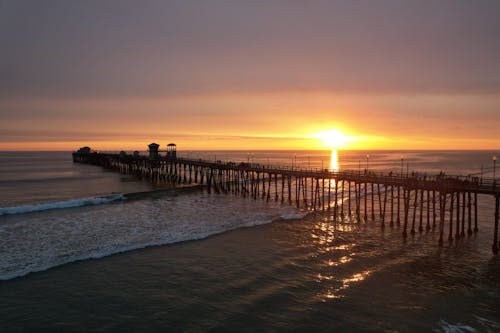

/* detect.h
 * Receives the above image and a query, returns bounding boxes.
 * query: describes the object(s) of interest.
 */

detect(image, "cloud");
[1,0,500,99]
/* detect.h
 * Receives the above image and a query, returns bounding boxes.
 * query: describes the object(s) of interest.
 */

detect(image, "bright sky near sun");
[1,1,499,151]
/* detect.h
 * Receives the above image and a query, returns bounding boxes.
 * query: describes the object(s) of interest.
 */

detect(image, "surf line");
[122,184,203,200]
[0,185,204,216]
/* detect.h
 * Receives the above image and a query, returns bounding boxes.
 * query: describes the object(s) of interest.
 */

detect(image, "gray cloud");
[1,0,500,99]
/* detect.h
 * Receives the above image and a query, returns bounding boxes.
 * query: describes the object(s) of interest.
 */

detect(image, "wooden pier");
[73,146,500,253]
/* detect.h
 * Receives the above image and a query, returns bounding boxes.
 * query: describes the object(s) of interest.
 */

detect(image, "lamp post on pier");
[366,154,370,172]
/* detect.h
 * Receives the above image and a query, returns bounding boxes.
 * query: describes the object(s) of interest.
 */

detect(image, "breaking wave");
[0,192,308,280]
[0,194,126,216]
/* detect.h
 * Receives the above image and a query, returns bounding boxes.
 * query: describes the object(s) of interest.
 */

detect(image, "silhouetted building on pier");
[77,146,92,154]
[148,143,160,160]
[167,143,177,159]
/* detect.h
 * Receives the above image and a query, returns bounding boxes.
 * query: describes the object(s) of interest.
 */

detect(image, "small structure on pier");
[166,143,177,159]
[148,143,160,160]
[76,146,92,154]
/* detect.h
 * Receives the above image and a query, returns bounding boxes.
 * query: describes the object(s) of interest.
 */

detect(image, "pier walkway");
[73,149,500,253]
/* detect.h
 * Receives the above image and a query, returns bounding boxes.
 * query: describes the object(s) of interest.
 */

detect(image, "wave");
[436,319,478,333]
[0,193,309,280]
[279,212,309,220]
[0,175,111,185]
[0,186,202,216]
[0,194,126,216]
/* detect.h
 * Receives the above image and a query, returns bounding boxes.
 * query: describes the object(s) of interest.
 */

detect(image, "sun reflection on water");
[311,214,376,301]
[309,184,376,301]
[323,270,374,300]
[312,221,336,249]
[330,149,339,172]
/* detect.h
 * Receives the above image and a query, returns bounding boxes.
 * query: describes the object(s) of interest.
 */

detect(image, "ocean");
[0,150,499,332]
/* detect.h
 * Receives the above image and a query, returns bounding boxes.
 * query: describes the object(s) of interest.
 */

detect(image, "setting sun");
[314,130,352,149]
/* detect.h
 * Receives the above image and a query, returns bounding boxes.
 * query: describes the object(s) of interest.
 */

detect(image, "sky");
[1,0,499,151]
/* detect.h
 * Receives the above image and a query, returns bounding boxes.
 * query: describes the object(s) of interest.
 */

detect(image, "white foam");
[0,193,307,280]
[280,212,309,220]
[0,194,125,216]
[435,319,478,333]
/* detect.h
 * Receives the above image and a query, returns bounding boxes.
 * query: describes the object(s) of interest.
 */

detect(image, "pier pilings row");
[73,152,500,252]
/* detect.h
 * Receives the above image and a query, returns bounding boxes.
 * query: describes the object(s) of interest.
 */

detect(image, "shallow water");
[1,208,499,332]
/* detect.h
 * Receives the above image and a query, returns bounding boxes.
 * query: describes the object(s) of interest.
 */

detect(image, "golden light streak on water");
[330,149,339,172]
[325,150,340,195]
[323,270,374,300]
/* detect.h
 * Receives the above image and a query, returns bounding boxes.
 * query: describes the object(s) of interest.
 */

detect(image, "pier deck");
[73,151,500,252]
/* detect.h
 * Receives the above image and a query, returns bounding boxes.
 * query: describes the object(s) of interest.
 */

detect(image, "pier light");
[366,154,370,170]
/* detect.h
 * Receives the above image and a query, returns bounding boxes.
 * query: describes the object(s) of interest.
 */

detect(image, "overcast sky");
[1,0,499,150]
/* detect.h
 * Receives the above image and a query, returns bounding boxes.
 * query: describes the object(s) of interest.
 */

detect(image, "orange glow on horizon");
[1,92,499,151]
[0,134,499,151]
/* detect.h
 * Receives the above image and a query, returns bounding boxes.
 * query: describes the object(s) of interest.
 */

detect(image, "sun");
[315,130,350,149]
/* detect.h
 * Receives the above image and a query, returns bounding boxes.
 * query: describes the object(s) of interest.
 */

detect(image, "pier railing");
[73,151,500,252]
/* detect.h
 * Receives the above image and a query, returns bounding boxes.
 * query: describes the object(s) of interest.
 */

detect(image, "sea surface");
[0,150,499,332]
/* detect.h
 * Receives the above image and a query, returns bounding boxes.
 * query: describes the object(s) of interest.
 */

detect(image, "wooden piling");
[455,191,461,239]
[493,195,499,253]
[426,190,431,231]
[467,192,472,235]
[461,191,466,237]
[397,185,401,225]
[449,192,454,242]
[390,185,394,227]
[439,193,446,245]
[419,189,424,232]
[411,189,417,235]
[371,182,375,220]
[403,189,410,237]
[474,192,478,233]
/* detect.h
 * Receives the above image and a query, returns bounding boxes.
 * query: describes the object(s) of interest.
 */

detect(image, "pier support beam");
[474,192,478,233]
[493,195,499,254]
[449,192,454,242]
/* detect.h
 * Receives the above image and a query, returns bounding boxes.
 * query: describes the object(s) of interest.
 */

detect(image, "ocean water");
[0,150,499,332]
